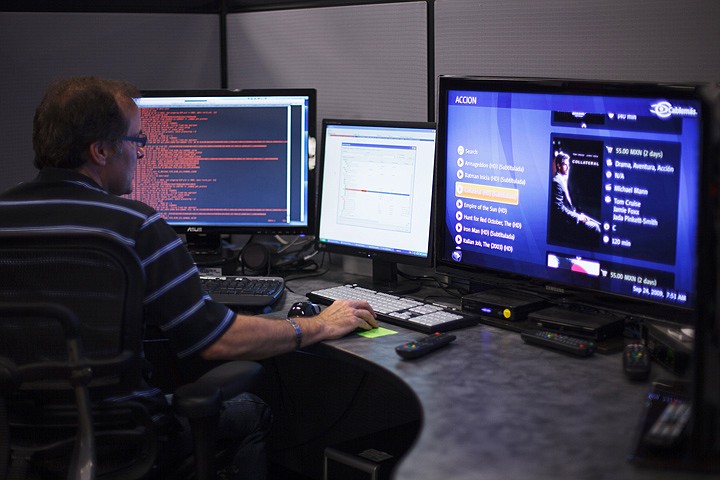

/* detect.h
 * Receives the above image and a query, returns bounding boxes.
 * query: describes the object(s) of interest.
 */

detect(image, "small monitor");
[129,89,316,251]
[316,119,436,293]
[435,76,705,319]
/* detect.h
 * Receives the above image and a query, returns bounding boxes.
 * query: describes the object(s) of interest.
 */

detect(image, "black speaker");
[242,242,274,271]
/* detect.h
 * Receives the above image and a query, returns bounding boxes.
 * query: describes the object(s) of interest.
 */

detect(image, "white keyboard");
[307,284,479,333]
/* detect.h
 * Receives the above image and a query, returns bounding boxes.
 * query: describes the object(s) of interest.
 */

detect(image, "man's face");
[104,100,143,196]
[558,159,569,176]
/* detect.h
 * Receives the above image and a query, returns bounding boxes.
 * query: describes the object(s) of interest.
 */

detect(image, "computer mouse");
[287,301,321,317]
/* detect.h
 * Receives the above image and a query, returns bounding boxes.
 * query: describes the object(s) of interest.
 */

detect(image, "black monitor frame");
[688,83,720,469]
[131,88,316,249]
[627,83,719,472]
[315,118,437,293]
[434,75,706,321]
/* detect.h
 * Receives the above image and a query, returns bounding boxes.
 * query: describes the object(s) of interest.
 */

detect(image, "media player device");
[461,288,550,322]
[527,306,624,341]
[645,322,692,375]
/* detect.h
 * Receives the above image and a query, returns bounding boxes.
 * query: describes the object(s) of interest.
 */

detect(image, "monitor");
[316,119,437,293]
[435,76,706,321]
[129,88,316,252]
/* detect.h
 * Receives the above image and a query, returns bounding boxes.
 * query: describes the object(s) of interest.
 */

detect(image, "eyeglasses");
[122,133,147,148]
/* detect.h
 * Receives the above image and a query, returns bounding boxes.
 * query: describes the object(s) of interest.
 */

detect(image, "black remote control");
[623,343,651,380]
[395,332,456,359]
[644,400,691,447]
[520,330,595,357]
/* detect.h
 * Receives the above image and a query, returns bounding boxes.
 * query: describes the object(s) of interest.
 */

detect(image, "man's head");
[32,77,144,195]
[554,152,570,176]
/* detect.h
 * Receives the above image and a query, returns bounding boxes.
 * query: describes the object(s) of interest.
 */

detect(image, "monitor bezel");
[134,87,317,237]
[315,118,437,270]
[690,82,720,468]
[434,75,705,319]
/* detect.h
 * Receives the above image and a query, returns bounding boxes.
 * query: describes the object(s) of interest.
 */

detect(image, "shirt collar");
[36,168,105,192]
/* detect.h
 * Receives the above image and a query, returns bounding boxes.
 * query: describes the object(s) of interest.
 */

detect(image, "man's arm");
[200,299,377,361]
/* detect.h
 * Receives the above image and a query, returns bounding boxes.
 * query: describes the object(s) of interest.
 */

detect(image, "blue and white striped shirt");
[0,168,235,361]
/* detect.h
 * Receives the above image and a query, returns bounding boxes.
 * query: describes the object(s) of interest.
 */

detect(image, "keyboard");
[200,275,285,308]
[306,284,479,333]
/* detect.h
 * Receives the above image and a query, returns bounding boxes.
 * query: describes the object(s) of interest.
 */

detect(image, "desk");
[267,267,709,480]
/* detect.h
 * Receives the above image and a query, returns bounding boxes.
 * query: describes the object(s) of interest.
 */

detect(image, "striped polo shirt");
[0,168,235,361]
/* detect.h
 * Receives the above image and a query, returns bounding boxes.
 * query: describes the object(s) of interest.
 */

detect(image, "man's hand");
[316,299,378,339]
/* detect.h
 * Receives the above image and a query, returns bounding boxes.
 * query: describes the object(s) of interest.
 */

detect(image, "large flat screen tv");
[435,76,705,321]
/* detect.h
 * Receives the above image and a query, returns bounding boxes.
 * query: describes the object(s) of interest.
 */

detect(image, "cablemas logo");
[650,100,698,119]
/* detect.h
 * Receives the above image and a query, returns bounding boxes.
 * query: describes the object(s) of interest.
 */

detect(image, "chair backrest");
[0,231,155,479]
[0,231,145,396]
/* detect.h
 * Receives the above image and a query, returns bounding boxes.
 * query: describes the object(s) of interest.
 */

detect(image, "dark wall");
[1,0,719,193]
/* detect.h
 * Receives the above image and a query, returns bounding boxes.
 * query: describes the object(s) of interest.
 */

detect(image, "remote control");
[395,332,456,359]
[623,343,651,380]
[520,330,595,357]
[644,400,691,447]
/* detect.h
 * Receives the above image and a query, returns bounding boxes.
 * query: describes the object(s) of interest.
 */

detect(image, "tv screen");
[435,76,704,317]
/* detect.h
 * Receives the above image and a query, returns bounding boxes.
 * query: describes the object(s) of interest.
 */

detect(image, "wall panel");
[0,12,221,192]
[227,2,429,142]
[435,0,720,84]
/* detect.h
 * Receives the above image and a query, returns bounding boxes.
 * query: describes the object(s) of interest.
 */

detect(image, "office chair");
[0,231,263,480]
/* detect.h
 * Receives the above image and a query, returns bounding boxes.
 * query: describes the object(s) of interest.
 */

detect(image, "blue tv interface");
[436,77,703,310]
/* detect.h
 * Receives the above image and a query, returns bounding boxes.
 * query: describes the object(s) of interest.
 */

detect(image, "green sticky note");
[357,326,398,338]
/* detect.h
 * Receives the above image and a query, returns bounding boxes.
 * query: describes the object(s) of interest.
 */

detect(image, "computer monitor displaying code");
[316,119,436,291]
[435,76,705,316]
[129,89,315,237]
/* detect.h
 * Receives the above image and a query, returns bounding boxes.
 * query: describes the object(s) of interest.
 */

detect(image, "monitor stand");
[186,232,223,259]
[358,259,421,296]
[185,232,237,274]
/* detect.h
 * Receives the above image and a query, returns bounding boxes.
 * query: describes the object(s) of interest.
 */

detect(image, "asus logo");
[187,227,204,233]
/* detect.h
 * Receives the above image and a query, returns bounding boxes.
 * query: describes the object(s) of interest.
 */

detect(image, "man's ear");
[88,140,110,166]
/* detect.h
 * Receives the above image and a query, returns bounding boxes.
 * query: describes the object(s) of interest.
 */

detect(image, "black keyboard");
[200,275,285,307]
[307,284,479,333]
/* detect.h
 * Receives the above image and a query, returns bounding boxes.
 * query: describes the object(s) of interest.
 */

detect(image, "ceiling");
[0,1,393,14]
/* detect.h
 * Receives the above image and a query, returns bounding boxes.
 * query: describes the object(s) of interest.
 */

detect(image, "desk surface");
[269,269,708,480]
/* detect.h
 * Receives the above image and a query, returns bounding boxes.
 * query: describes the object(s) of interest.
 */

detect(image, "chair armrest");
[172,361,263,419]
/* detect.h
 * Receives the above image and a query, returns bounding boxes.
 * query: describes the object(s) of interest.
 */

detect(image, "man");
[0,77,378,479]
[551,151,601,234]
